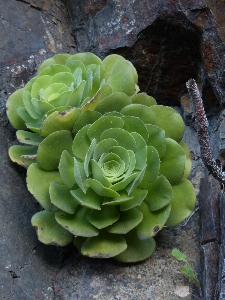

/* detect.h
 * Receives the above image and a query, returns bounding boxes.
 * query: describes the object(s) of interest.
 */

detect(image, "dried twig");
[186,79,225,184]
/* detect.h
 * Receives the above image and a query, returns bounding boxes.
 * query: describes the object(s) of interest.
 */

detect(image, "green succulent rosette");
[27,92,196,263]
[7,53,138,168]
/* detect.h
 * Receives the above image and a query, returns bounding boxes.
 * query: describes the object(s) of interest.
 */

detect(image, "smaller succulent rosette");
[28,92,196,263]
[7,53,138,168]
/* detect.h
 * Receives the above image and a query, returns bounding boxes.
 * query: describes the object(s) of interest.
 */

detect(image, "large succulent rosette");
[6,52,195,263]
[25,92,195,263]
[6,53,138,168]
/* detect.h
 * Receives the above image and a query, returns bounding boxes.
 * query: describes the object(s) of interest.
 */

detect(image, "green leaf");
[103,54,127,80]
[38,64,71,77]
[37,130,73,171]
[59,150,75,188]
[81,230,127,258]
[6,88,26,129]
[49,91,72,107]
[73,158,87,193]
[87,116,124,142]
[8,145,37,168]
[121,104,156,124]
[136,202,171,239]
[31,98,54,115]
[131,132,147,170]
[122,116,149,142]
[107,208,143,234]
[101,128,137,152]
[55,207,99,237]
[93,138,118,161]
[102,191,134,205]
[86,206,120,229]
[90,159,111,187]
[84,138,96,177]
[142,146,160,184]
[146,124,166,158]
[37,54,70,74]
[31,75,51,99]
[114,230,156,263]
[166,179,196,227]
[180,141,192,179]
[172,249,187,261]
[72,124,91,161]
[66,80,86,107]
[160,138,185,185]
[31,210,73,246]
[49,72,75,87]
[80,85,112,112]
[120,188,148,211]
[95,92,132,114]
[107,60,137,96]
[71,188,101,210]
[49,182,78,214]
[180,266,195,278]
[86,178,120,198]
[150,105,185,142]
[16,130,43,146]
[40,108,80,137]
[144,175,173,211]
[23,90,42,119]
[65,60,86,78]
[27,163,63,210]
[73,110,102,134]
[131,93,156,107]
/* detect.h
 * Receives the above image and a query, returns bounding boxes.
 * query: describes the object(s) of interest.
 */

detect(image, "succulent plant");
[6,53,138,168]
[6,52,196,263]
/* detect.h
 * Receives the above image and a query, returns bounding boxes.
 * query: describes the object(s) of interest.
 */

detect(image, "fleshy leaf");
[86,206,120,229]
[81,85,112,112]
[37,54,70,74]
[100,128,137,152]
[107,208,143,234]
[136,202,171,239]
[95,92,132,114]
[27,163,63,210]
[71,188,101,210]
[144,175,173,211]
[16,130,43,146]
[72,125,91,161]
[6,88,26,129]
[166,179,196,227]
[59,150,75,188]
[49,182,78,214]
[150,105,185,142]
[160,138,185,185]
[180,141,192,179]
[107,59,137,96]
[8,145,37,168]
[40,108,80,138]
[86,179,120,198]
[131,93,156,107]
[31,210,73,246]
[146,124,166,158]
[55,207,99,237]
[73,110,102,134]
[37,130,73,170]
[121,104,156,124]
[120,188,148,211]
[93,138,118,161]
[122,116,149,142]
[87,116,124,142]
[81,230,127,258]
[114,230,156,263]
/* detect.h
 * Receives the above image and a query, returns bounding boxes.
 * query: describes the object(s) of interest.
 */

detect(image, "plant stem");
[186,78,225,184]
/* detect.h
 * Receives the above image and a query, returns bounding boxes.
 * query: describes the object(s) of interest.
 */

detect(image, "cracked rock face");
[1,0,225,299]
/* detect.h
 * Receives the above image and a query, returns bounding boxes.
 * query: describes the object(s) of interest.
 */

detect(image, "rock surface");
[1,0,225,299]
